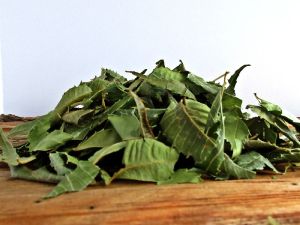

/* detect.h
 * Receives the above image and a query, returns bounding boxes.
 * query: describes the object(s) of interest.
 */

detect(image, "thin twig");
[212,71,230,83]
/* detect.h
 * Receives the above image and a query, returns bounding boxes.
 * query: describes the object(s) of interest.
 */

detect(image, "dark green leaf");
[226,64,250,95]
[248,105,300,146]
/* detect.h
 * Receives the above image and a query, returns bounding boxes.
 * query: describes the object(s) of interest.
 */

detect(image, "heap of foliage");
[1,60,300,199]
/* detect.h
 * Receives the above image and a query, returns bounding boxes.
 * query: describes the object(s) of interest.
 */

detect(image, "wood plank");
[1,167,300,225]
[1,121,300,224]
[0,121,25,132]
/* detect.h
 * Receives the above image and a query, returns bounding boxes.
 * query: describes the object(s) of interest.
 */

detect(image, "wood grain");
[1,121,300,225]
[1,168,300,225]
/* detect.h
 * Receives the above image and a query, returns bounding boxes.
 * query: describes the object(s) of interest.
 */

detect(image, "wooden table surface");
[1,122,300,225]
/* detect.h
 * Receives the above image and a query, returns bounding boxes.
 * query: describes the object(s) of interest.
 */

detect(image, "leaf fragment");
[45,161,99,198]
[157,168,202,185]
[0,128,19,165]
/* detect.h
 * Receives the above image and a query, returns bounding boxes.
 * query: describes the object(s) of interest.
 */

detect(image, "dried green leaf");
[0,128,19,165]
[111,138,179,183]
[236,151,279,173]
[30,130,73,152]
[157,168,202,185]
[74,129,121,151]
[62,109,94,125]
[224,113,249,158]
[45,161,99,198]
[108,114,141,140]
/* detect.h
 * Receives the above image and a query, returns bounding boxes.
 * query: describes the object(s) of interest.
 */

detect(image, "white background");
[0,0,300,116]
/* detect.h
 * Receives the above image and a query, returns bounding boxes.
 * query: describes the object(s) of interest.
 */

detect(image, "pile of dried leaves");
[1,60,300,199]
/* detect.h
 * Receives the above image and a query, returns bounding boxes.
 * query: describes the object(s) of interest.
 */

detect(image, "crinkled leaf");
[221,154,256,179]
[74,129,121,151]
[100,68,127,82]
[111,138,179,182]
[255,94,282,116]
[248,105,300,146]
[185,99,210,131]
[265,149,300,163]
[161,98,223,175]
[244,139,294,152]
[236,151,279,173]
[244,139,300,165]
[161,89,254,179]
[145,77,196,100]
[10,166,63,183]
[157,168,202,185]
[49,152,72,176]
[85,76,109,93]
[45,161,99,198]
[247,118,277,144]
[0,128,19,165]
